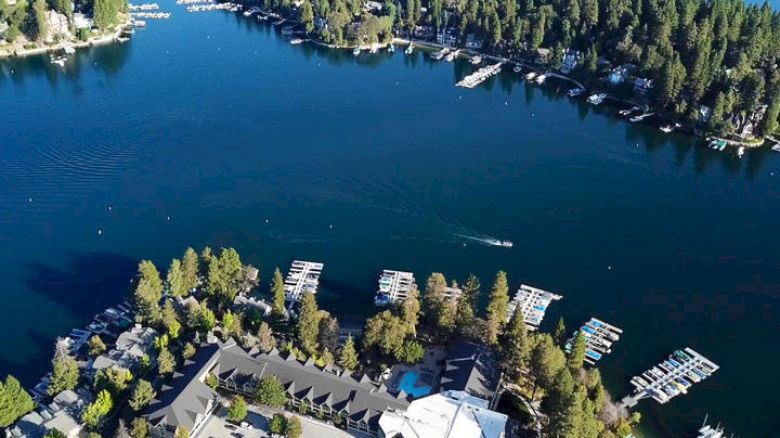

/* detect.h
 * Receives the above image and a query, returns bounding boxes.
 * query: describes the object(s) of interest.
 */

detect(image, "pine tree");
[88,335,107,357]
[485,271,510,345]
[157,347,175,376]
[553,317,567,346]
[181,247,199,293]
[257,322,276,352]
[338,334,359,370]
[501,308,530,379]
[271,267,286,319]
[167,258,186,297]
[301,0,315,34]
[49,355,79,396]
[81,390,113,429]
[297,292,320,356]
[129,379,156,411]
[133,260,163,324]
[0,375,34,427]
[568,330,587,372]
[227,395,248,422]
[400,286,421,336]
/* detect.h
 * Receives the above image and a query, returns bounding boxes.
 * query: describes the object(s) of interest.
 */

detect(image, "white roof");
[379,391,507,438]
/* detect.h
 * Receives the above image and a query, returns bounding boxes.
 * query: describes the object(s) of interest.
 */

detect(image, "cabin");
[465,33,483,50]
[561,48,581,74]
[436,28,457,47]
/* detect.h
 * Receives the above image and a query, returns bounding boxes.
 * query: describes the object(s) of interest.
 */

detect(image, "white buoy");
[108,205,112,211]
[329,224,333,229]
[265,218,269,223]
[166,216,171,221]
[28,197,33,203]
[608,265,612,270]
[98,229,103,235]
[505,101,509,106]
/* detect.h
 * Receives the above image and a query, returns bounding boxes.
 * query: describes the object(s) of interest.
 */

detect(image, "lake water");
[2,2,779,436]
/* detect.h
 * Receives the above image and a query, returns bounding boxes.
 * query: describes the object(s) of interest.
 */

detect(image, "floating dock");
[621,348,719,407]
[284,260,324,303]
[696,415,727,438]
[374,270,416,306]
[506,284,562,330]
[565,317,622,365]
[456,63,503,88]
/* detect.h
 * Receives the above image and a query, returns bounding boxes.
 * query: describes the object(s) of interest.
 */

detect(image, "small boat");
[117,36,130,42]
[567,87,584,97]
[352,47,361,56]
[500,240,513,248]
[619,106,640,116]
[771,144,780,152]
[369,45,378,54]
[404,43,413,55]
[290,38,304,45]
[50,55,67,66]
[737,146,745,158]
[430,48,449,60]
[133,19,146,27]
[63,45,75,55]
[273,18,285,25]
[708,139,727,151]
[535,74,546,84]
[660,124,674,133]
[512,65,521,73]
[242,9,253,16]
[525,71,537,80]
[387,44,395,52]
[445,51,457,62]
[587,93,606,105]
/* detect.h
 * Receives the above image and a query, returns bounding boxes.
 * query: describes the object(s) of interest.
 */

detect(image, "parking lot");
[194,405,356,438]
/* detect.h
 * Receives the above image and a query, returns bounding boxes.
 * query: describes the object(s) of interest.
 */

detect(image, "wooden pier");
[374,270,416,306]
[565,317,622,365]
[283,260,324,303]
[621,347,719,407]
[506,284,562,330]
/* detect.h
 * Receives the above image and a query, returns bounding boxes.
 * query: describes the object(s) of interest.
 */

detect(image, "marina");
[374,270,417,306]
[506,284,562,330]
[565,317,622,365]
[283,260,324,303]
[455,63,503,88]
[622,348,719,407]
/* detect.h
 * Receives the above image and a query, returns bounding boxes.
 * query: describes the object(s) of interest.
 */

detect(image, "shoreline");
[0,19,130,60]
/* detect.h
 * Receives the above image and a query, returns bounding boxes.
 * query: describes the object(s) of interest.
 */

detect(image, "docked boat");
[388,44,395,52]
[352,47,361,56]
[470,55,482,65]
[524,71,537,80]
[445,50,458,62]
[369,45,378,54]
[50,54,67,66]
[567,87,584,97]
[290,38,304,45]
[430,48,450,60]
[708,139,727,151]
[587,93,606,105]
[619,106,640,116]
[629,112,654,122]
[660,124,674,133]
[117,36,130,42]
[737,146,745,158]
[535,74,546,84]
[272,18,285,25]
[63,45,75,55]
[133,19,146,27]
[404,43,413,54]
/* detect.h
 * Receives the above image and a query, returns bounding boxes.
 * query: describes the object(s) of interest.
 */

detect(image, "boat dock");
[456,63,503,89]
[696,415,727,438]
[565,317,622,365]
[283,260,324,303]
[621,347,719,407]
[506,284,562,330]
[374,270,416,306]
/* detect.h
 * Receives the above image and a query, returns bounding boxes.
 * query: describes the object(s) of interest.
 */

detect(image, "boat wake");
[454,233,513,248]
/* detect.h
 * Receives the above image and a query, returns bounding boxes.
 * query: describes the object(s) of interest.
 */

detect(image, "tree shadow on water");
[25,252,138,327]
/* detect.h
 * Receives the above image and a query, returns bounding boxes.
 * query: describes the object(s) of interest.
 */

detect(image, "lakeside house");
[465,34,483,50]
[377,390,508,438]
[561,48,581,74]
[440,340,501,409]
[87,325,158,380]
[633,77,653,94]
[8,388,94,438]
[436,28,458,48]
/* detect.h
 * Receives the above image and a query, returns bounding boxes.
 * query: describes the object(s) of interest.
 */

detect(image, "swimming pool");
[398,371,432,398]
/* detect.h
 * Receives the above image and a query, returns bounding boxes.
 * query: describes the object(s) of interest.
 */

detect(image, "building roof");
[217,342,409,429]
[142,342,221,432]
[9,389,93,438]
[439,340,500,402]
[92,325,157,374]
[378,390,507,438]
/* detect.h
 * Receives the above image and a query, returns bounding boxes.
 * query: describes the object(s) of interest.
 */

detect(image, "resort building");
[440,340,501,409]
[506,284,562,330]
[561,48,581,74]
[436,28,458,47]
[8,388,94,438]
[143,342,221,438]
[87,325,157,379]
[378,390,507,438]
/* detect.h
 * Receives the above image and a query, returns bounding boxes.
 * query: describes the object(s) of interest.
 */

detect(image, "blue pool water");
[398,371,432,398]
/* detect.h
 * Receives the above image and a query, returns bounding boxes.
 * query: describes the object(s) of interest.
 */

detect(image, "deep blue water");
[2,2,780,436]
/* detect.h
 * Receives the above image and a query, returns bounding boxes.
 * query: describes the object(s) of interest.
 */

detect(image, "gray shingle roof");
[440,340,500,402]
[217,341,409,428]
[142,342,221,432]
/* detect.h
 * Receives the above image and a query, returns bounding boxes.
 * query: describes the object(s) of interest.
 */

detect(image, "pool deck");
[386,346,446,398]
